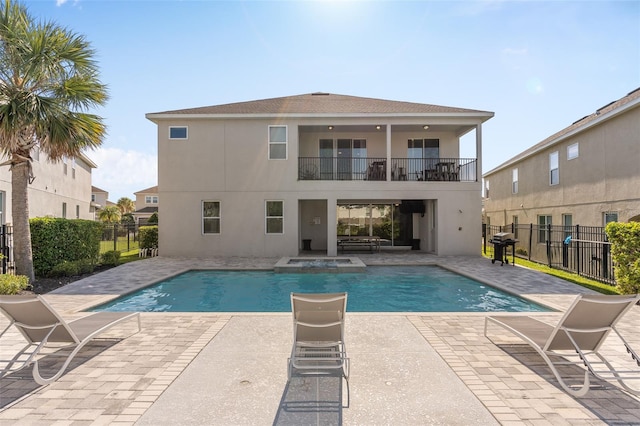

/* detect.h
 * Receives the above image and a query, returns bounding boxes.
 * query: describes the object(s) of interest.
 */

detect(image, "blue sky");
[23,0,640,201]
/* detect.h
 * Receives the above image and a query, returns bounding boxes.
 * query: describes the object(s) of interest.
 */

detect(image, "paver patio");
[0,253,638,425]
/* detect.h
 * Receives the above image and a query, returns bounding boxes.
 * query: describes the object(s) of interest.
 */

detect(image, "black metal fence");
[0,223,141,276]
[483,223,615,285]
[1,224,14,275]
[100,224,140,254]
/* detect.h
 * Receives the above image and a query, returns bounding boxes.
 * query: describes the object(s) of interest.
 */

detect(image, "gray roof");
[485,87,640,176]
[148,93,492,116]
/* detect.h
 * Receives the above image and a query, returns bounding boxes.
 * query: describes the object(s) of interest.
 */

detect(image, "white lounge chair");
[485,294,640,397]
[0,294,140,385]
[288,292,349,383]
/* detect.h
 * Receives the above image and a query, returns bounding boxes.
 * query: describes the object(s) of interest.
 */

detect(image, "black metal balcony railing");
[298,157,477,182]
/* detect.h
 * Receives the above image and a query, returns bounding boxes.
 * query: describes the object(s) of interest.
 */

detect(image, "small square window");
[567,143,579,160]
[169,126,188,140]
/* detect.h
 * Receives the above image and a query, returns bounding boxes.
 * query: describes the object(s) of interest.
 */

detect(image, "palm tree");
[0,0,108,282]
[116,197,135,214]
[97,206,121,224]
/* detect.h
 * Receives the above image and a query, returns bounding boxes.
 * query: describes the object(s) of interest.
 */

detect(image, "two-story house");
[483,87,640,232]
[133,185,158,225]
[0,150,97,224]
[146,93,493,258]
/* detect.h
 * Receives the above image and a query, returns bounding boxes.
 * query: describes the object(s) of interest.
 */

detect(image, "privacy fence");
[483,223,615,286]
[0,223,142,275]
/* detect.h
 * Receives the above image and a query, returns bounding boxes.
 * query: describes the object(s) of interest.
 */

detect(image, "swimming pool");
[91,266,549,313]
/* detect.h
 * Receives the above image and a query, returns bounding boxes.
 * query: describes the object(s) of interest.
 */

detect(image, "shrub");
[101,250,121,266]
[0,274,29,295]
[139,226,158,249]
[30,218,103,277]
[605,222,640,294]
[49,260,80,278]
[147,212,158,225]
[516,248,528,256]
[76,258,96,275]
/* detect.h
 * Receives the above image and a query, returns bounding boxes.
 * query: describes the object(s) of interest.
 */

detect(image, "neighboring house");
[0,150,97,224]
[133,185,158,225]
[146,93,494,258]
[483,87,640,231]
[91,185,109,220]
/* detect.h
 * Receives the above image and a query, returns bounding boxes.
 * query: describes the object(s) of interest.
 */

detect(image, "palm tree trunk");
[11,162,35,283]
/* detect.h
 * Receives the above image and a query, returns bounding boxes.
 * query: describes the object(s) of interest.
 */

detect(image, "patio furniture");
[288,292,349,384]
[337,236,381,252]
[485,294,640,397]
[0,294,141,385]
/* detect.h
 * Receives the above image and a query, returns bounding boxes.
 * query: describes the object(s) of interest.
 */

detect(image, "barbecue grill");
[489,232,516,265]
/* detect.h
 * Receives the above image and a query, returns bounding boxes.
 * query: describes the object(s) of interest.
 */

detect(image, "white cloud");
[88,147,157,201]
[56,0,68,6]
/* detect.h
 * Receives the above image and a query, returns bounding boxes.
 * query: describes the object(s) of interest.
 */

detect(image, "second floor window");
[549,151,559,185]
[169,126,188,139]
[146,196,158,204]
[567,143,579,160]
[512,168,518,194]
[268,125,287,160]
[484,180,490,198]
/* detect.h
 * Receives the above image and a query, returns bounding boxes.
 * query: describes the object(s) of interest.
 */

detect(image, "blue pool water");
[91,266,549,313]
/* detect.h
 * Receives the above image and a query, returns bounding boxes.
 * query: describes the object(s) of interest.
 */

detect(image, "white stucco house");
[146,93,494,258]
[0,150,96,224]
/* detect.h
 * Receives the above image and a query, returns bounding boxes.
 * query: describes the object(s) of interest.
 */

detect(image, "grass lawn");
[481,247,620,295]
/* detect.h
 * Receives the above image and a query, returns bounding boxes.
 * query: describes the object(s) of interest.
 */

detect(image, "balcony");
[298,157,477,182]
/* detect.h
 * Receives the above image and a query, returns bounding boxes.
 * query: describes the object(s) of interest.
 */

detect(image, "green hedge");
[30,218,103,277]
[139,225,158,250]
[0,274,29,295]
[605,222,640,294]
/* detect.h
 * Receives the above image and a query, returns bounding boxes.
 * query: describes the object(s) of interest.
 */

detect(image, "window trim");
[202,200,221,235]
[145,195,158,204]
[265,200,284,234]
[169,126,188,140]
[268,125,288,160]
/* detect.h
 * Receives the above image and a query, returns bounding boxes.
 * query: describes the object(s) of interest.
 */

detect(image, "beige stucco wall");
[155,117,484,258]
[0,153,94,224]
[484,104,640,227]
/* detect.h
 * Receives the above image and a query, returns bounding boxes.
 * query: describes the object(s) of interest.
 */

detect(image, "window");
[549,151,559,185]
[76,205,80,219]
[408,138,439,178]
[603,212,618,225]
[265,200,284,234]
[72,159,76,179]
[484,180,490,198]
[169,126,188,139]
[562,214,572,239]
[63,157,68,175]
[32,145,40,162]
[91,194,96,202]
[202,201,220,234]
[145,195,158,204]
[567,143,579,160]
[0,192,4,224]
[268,125,287,159]
[62,202,67,219]
[512,168,518,194]
[538,215,552,243]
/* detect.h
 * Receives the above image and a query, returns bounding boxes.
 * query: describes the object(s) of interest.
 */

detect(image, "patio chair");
[288,292,349,383]
[0,294,140,385]
[485,294,640,397]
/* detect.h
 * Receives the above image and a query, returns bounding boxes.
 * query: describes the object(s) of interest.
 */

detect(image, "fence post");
[1,224,6,274]
[113,224,117,251]
[575,225,581,277]
[546,223,552,267]
[482,223,486,254]
[528,223,533,261]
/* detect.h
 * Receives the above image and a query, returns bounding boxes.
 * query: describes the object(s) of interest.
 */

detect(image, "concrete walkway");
[0,253,638,425]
